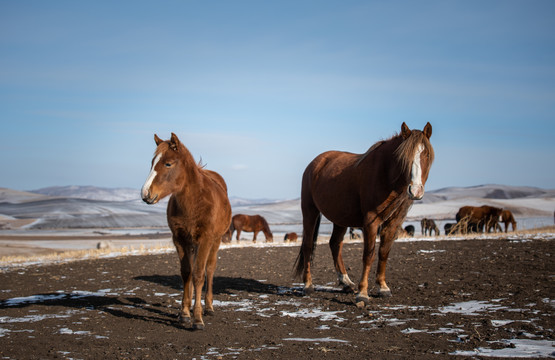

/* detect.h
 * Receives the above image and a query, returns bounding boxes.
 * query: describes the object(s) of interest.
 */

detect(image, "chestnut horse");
[284,232,298,242]
[141,133,231,330]
[294,123,434,304]
[229,214,273,242]
[500,209,517,232]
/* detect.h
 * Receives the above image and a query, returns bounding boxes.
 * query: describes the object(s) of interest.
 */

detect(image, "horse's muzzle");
[142,193,159,205]
[408,185,424,200]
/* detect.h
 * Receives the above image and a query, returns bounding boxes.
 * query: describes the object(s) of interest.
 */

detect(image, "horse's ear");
[169,132,181,151]
[423,122,432,139]
[154,134,163,146]
[401,122,411,139]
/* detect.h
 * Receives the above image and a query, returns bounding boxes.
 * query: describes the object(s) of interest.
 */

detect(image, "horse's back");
[302,150,362,226]
[205,169,228,193]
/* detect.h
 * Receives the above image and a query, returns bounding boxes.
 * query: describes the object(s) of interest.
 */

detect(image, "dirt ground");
[0,236,553,359]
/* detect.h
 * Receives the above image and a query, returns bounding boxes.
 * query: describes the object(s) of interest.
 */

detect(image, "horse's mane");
[355,140,385,167]
[356,131,434,178]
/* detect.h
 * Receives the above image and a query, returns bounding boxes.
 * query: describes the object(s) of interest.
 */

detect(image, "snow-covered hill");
[0,185,553,230]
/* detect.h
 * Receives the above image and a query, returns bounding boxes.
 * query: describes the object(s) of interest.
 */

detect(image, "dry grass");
[0,242,174,269]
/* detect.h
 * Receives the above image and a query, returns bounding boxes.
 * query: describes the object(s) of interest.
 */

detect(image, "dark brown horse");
[284,232,298,242]
[229,214,273,242]
[404,225,415,237]
[294,123,434,304]
[141,133,231,330]
[421,218,439,236]
[500,209,517,232]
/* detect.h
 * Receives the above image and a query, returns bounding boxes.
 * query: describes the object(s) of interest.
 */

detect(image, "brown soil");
[0,237,553,359]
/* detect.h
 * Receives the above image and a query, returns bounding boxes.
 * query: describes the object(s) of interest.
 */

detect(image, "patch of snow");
[283,337,349,343]
[437,301,508,316]
[280,308,347,322]
[452,339,555,358]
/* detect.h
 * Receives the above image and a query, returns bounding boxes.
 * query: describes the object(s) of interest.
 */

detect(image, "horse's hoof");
[204,309,215,316]
[303,285,315,296]
[178,314,191,324]
[192,322,205,331]
[378,289,392,298]
[342,285,356,294]
[355,294,371,305]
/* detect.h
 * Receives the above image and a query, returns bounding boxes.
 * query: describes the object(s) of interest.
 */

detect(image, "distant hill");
[0,184,553,230]
[30,186,139,202]
[29,186,279,207]
[422,184,555,203]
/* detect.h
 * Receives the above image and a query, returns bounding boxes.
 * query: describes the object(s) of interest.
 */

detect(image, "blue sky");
[1,1,554,199]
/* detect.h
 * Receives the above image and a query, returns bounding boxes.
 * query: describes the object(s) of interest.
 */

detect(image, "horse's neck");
[177,149,203,195]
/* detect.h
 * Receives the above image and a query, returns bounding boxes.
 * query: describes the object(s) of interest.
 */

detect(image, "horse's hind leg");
[204,238,221,317]
[296,209,320,295]
[329,225,355,292]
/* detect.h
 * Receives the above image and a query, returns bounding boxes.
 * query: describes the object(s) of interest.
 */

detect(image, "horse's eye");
[165,163,172,168]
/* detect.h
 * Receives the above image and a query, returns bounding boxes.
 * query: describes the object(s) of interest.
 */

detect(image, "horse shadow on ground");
[133,274,366,305]
[0,291,193,331]
[134,274,306,297]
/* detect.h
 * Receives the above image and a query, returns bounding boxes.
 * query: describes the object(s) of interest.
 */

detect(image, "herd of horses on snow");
[225,204,518,246]
[139,123,517,330]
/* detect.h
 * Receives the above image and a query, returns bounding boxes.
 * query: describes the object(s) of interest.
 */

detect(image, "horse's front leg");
[356,222,379,304]
[191,239,212,330]
[174,240,193,323]
[252,231,258,243]
[329,225,355,292]
[375,221,401,297]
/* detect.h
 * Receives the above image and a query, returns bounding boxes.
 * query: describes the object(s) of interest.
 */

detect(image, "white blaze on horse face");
[409,143,425,200]
[142,153,162,200]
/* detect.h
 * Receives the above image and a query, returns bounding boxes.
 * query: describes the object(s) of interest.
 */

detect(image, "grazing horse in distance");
[444,223,457,235]
[294,122,434,304]
[141,133,231,330]
[500,209,517,232]
[284,232,298,242]
[229,214,273,243]
[421,218,439,236]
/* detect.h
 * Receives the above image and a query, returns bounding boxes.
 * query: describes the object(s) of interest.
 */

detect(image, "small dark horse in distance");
[294,122,434,304]
[141,133,231,330]
[404,225,415,237]
[229,214,273,243]
[421,218,439,236]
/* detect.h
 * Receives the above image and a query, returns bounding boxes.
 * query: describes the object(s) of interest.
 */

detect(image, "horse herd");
[416,206,517,237]
[141,123,438,329]
[218,203,519,247]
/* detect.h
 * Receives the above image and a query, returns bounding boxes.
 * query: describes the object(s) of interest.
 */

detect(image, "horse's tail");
[228,220,235,239]
[294,214,321,279]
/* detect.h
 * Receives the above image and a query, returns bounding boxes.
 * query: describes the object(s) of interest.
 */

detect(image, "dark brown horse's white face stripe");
[141,152,162,204]
[408,143,426,200]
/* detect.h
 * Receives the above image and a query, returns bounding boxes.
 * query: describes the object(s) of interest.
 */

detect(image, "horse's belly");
[314,199,363,228]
